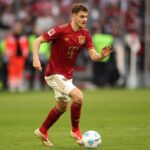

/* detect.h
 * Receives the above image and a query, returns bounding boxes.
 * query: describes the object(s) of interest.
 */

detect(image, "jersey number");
[67,46,78,59]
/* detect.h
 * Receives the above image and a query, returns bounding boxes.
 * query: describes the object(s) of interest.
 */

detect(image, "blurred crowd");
[0,0,145,91]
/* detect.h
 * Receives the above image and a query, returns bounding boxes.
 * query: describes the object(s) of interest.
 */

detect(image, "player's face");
[73,11,88,28]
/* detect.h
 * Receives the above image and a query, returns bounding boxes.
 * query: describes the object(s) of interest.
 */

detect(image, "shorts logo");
[48,28,55,36]
[79,36,85,45]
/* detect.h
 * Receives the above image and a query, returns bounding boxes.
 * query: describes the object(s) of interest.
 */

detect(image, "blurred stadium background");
[0,1,150,150]
[0,0,149,91]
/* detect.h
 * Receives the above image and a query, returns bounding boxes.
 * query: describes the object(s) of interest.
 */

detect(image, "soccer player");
[33,3,112,146]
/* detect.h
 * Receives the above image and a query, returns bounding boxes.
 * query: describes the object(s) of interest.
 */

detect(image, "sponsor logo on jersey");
[79,36,85,45]
[48,28,55,36]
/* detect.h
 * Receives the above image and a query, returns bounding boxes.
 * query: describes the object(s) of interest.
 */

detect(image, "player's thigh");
[45,74,75,101]
[45,75,75,94]
[54,89,71,102]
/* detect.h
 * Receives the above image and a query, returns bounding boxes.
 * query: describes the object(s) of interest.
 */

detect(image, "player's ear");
[72,13,76,19]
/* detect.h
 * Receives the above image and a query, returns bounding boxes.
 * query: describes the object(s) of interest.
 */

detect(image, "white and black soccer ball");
[82,130,101,148]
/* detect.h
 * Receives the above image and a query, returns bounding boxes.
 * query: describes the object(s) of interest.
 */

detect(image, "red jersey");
[42,23,94,79]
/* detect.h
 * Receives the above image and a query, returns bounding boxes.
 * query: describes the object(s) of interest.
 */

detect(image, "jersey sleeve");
[84,31,94,50]
[42,26,61,42]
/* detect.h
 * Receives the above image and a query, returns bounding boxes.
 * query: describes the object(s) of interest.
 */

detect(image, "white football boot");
[34,128,53,146]
[70,129,83,145]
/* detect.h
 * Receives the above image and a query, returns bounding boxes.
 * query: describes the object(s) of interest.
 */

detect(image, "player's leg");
[69,87,83,143]
[39,100,68,133]
[35,100,68,146]
[45,74,83,143]
[35,75,70,146]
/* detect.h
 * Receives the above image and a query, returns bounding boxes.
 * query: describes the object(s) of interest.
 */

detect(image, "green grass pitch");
[0,89,150,150]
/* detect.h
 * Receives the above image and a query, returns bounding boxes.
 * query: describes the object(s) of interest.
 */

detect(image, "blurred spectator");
[5,21,29,92]
[26,26,50,90]
[112,18,126,87]
[34,0,55,32]
[92,26,119,87]
[0,5,15,29]
[124,0,142,88]
[0,38,7,90]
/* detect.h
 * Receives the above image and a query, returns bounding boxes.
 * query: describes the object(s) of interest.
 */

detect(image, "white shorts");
[45,74,76,102]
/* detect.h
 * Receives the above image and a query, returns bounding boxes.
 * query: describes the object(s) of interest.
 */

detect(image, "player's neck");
[71,22,81,32]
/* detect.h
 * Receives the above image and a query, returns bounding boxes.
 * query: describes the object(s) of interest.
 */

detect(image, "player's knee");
[60,105,67,112]
[56,102,68,113]
[73,92,83,104]
[70,88,83,104]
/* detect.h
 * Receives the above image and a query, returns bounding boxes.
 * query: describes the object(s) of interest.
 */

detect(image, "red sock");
[39,107,64,134]
[71,102,82,131]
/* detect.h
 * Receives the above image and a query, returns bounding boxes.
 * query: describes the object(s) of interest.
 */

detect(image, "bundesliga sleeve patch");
[48,28,55,36]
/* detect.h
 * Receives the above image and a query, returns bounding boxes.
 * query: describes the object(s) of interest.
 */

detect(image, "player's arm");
[32,36,46,71]
[87,46,112,62]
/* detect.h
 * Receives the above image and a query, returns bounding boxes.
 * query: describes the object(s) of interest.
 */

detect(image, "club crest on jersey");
[79,36,85,45]
[48,28,55,36]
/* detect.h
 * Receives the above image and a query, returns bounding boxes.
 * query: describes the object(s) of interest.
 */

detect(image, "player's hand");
[100,46,113,58]
[33,57,43,72]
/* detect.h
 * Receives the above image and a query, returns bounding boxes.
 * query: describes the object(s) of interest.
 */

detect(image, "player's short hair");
[71,3,88,14]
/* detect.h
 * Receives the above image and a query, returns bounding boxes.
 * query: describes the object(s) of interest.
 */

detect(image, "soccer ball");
[82,130,101,148]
